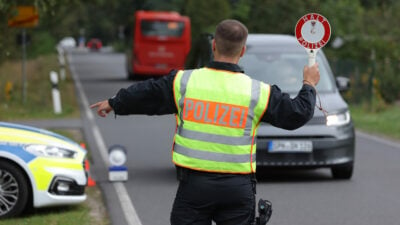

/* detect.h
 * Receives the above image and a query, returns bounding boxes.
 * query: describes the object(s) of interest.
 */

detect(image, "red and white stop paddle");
[295,13,331,66]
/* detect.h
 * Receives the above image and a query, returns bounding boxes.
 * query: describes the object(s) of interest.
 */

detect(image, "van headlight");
[326,110,351,126]
[25,145,77,159]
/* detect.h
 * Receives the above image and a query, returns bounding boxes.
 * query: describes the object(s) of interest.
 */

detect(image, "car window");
[239,51,335,93]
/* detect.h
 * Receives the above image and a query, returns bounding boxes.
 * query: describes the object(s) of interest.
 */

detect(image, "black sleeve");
[262,84,316,130]
[108,70,178,115]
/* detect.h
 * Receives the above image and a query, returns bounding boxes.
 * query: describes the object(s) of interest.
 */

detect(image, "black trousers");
[170,168,256,225]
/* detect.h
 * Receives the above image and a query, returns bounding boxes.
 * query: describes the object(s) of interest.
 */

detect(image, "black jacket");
[108,61,316,130]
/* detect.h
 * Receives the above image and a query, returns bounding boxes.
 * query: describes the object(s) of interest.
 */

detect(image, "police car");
[0,122,87,218]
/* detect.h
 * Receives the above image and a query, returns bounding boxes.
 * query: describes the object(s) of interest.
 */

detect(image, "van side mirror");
[336,76,350,92]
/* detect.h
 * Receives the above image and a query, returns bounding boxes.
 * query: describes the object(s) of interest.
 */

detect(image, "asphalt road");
[69,49,400,225]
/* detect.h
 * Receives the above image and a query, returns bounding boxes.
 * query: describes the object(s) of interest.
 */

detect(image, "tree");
[185,0,231,38]
[247,0,308,34]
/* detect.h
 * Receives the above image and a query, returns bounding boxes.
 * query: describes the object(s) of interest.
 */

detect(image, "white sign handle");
[307,49,318,67]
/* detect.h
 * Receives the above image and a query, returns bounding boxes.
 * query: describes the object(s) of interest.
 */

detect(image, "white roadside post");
[50,71,62,114]
[108,145,128,182]
[56,46,66,81]
[59,52,66,81]
[295,13,331,66]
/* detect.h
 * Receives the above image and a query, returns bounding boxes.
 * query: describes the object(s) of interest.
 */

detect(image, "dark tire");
[0,160,29,218]
[331,162,354,180]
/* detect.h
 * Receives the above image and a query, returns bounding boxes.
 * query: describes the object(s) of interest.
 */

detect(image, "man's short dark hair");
[214,19,248,57]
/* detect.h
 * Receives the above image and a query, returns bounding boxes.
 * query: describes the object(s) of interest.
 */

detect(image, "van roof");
[247,34,298,46]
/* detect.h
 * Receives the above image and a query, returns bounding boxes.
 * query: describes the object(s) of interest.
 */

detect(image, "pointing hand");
[90,100,113,117]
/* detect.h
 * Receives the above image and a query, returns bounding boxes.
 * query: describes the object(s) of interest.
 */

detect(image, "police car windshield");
[239,51,335,93]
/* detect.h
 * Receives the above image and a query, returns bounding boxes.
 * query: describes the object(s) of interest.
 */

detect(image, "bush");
[28,31,58,58]
[376,58,400,104]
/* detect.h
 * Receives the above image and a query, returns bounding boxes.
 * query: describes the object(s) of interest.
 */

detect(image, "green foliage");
[376,58,400,104]
[185,0,231,37]
[231,0,250,22]
[247,0,308,34]
[28,31,57,58]
[350,103,400,140]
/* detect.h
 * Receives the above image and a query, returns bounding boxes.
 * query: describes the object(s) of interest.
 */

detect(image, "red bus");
[126,10,191,79]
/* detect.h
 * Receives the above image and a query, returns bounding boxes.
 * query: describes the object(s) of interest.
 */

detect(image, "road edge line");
[67,53,143,225]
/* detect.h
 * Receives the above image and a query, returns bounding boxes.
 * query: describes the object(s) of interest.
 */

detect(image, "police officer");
[91,19,320,225]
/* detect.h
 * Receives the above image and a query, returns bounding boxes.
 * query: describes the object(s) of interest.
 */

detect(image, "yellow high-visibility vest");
[172,68,270,174]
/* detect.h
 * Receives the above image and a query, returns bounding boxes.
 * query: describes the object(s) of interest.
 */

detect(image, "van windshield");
[140,20,185,38]
[239,51,335,93]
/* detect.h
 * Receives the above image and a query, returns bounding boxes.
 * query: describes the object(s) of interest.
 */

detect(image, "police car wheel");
[0,160,29,218]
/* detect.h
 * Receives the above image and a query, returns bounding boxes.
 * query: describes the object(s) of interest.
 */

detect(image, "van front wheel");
[331,162,354,180]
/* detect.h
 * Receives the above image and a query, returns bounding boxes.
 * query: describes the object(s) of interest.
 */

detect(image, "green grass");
[0,54,80,120]
[349,103,400,141]
[3,204,91,225]
[1,187,109,225]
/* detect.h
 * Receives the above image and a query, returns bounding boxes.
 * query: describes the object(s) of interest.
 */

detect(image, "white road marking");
[68,53,143,225]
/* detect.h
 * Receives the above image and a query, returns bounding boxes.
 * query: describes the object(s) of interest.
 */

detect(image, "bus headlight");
[326,111,351,126]
[25,144,77,159]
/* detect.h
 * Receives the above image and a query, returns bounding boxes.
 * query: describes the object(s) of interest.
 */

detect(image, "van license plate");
[268,140,312,153]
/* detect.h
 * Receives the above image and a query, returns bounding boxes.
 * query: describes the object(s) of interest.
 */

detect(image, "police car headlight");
[25,145,77,159]
[326,110,351,126]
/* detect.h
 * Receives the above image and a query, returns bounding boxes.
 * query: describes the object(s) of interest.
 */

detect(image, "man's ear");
[239,45,246,57]
[212,39,216,52]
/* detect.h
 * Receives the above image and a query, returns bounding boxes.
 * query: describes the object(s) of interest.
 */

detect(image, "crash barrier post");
[50,71,62,114]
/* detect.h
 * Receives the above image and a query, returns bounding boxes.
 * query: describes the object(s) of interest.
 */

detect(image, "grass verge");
[0,54,79,120]
[349,103,400,141]
[1,187,109,225]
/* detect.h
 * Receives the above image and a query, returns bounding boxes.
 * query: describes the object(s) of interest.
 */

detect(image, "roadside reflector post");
[108,145,128,182]
[50,71,62,114]
[5,81,13,101]
[295,13,331,66]
[57,47,66,81]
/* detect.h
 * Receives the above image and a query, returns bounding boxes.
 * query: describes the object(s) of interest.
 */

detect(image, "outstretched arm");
[90,70,178,117]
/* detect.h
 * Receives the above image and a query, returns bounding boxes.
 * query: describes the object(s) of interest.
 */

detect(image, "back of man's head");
[214,19,248,58]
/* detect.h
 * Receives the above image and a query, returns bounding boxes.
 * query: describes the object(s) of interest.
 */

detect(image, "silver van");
[189,34,355,179]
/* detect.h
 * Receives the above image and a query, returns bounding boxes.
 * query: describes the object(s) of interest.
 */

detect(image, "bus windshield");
[141,21,185,37]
